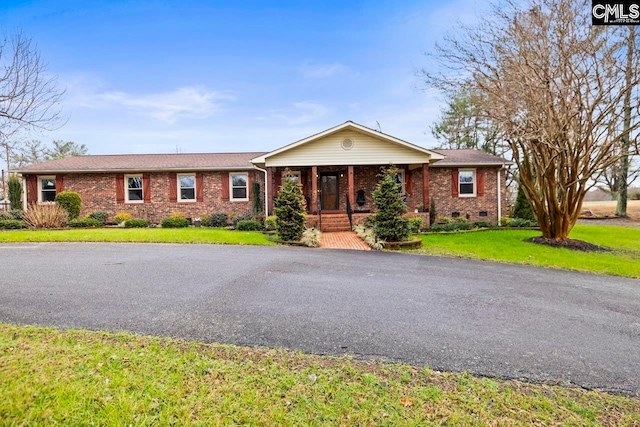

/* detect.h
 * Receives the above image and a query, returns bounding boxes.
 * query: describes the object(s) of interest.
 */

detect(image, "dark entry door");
[320,173,339,210]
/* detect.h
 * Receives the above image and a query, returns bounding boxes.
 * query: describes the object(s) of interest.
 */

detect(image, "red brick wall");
[428,167,507,223]
[25,171,265,224]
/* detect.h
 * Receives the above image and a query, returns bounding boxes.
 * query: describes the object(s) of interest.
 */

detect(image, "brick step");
[321,226,352,232]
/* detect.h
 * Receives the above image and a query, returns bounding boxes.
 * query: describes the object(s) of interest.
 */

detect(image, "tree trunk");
[616,26,635,218]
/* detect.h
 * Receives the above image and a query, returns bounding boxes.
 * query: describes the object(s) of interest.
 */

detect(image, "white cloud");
[300,62,347,79]
[270,101,331,125]
[66,80,235,124]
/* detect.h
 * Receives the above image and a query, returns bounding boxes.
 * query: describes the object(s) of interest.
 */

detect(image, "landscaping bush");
[372,167,409,242]
[8,174,22,211]
[236,220,263,231]
[252,181,262,214]
[23,204,68,229]
[454,216,468,224]
[353,225,383,250]
[438,216,452,224]
[472,221,493,228]
[0,211,15,221]
[274,169,306,242]
[408,217,424,233]
[300,228,321,247]
[429,222,474,232]
[513,184,536,221]
[68,218,101,228]
[9,209,24,220]
[114,212,132,224]
[54,191,82,220]
[508,218,538,227]
[208,213,227,227]
[264,215,277,231]
[161,216,190,228]
[0,219,28,229]
[200,216,211,227]
[87,211,109,224]
[124,218,149,228]
[231,214,253,227]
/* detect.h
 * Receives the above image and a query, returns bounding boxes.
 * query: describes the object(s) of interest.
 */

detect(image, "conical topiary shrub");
[372,167,409,242]
[274,169,306,241]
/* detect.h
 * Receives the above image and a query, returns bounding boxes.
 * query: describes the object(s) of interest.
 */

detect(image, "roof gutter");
[13,166,258,174]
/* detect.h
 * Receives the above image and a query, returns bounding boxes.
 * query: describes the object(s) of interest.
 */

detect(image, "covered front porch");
[265,164,432,231]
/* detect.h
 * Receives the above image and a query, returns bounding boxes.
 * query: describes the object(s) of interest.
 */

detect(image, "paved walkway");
[320,231,371,250]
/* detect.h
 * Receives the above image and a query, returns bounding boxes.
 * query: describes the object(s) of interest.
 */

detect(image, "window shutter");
[451,169,459,197]
[477,169,485,197]
[248,171,253,201]
[405,170,413,196]
[169,173,177,202]
[116,174,125,203]
[55,175,64,193]
[196,172,204,202]
[221,172,229,201]
[143,174,151,203]
[27,175,37,204]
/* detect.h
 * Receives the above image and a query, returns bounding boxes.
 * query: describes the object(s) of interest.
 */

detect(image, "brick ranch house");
[15,121,510,231]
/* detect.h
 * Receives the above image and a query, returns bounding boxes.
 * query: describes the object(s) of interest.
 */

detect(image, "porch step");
[319,213,351,232]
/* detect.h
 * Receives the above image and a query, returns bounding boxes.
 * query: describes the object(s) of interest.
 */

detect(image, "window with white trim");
[230,173,248,201]
[459,169,476,197]
[178,174,196,201]
[285,170,301,183]
[125,174,143,203]
[38,176,56,203]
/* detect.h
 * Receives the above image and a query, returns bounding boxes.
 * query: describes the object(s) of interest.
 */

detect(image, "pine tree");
[513,184,535,221]
[274,169,306,241]
[372,167,409,242]
[8,174,23,210]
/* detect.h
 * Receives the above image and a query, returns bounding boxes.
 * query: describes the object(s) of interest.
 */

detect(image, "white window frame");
[177,173,196,202]
[395,169,405,194]
[458,168,476,198]
[230,172,249,202]
[38,175,56,204]
[285,170,301,183]
[125,174,144,204]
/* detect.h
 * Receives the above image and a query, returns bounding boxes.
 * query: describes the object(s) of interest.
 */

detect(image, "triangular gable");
[252,121,444,167]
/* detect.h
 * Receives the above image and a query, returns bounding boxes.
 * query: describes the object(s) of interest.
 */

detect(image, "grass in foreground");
[415,224,640,278]
[0,227,274,246]
[1,324,638,425]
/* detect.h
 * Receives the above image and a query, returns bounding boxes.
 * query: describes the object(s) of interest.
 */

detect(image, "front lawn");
[1,324,638,425]
[0,227,274,246]
[415,224,640,278]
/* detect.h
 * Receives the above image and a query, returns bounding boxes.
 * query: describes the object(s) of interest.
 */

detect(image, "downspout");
[497,167,502,224]
[254,166,269,216]
[22,175,27,211]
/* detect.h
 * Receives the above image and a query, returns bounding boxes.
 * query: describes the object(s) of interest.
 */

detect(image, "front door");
[320,173,339,210]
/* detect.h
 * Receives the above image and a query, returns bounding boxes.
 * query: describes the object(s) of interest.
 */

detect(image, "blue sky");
[0,0,483,155]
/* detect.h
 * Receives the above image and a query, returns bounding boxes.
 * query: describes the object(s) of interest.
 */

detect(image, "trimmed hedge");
[54,192,82,220]
[124,218,149,228]
[87,211,109,224]
[236,220,263,231]
[68,218,101,228]
[209,213,228,227]
[161,217,190,228]
[0,219,28,229]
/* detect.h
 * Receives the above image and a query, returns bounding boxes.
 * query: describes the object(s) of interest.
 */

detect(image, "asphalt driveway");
[0,242,638,394]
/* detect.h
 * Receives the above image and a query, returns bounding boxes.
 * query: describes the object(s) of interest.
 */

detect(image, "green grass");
[1,324,638,425]
[414,224,640,278]
[0,227,274,246]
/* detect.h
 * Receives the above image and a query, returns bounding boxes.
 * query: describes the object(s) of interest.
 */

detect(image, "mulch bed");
[525,237,612,252]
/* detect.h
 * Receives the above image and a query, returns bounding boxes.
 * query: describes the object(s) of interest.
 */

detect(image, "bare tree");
[0,29,66,172]
[422,0,640,240]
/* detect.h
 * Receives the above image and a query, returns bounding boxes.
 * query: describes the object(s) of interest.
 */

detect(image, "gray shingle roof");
[431,149,510,166]
[15,152,267,173]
